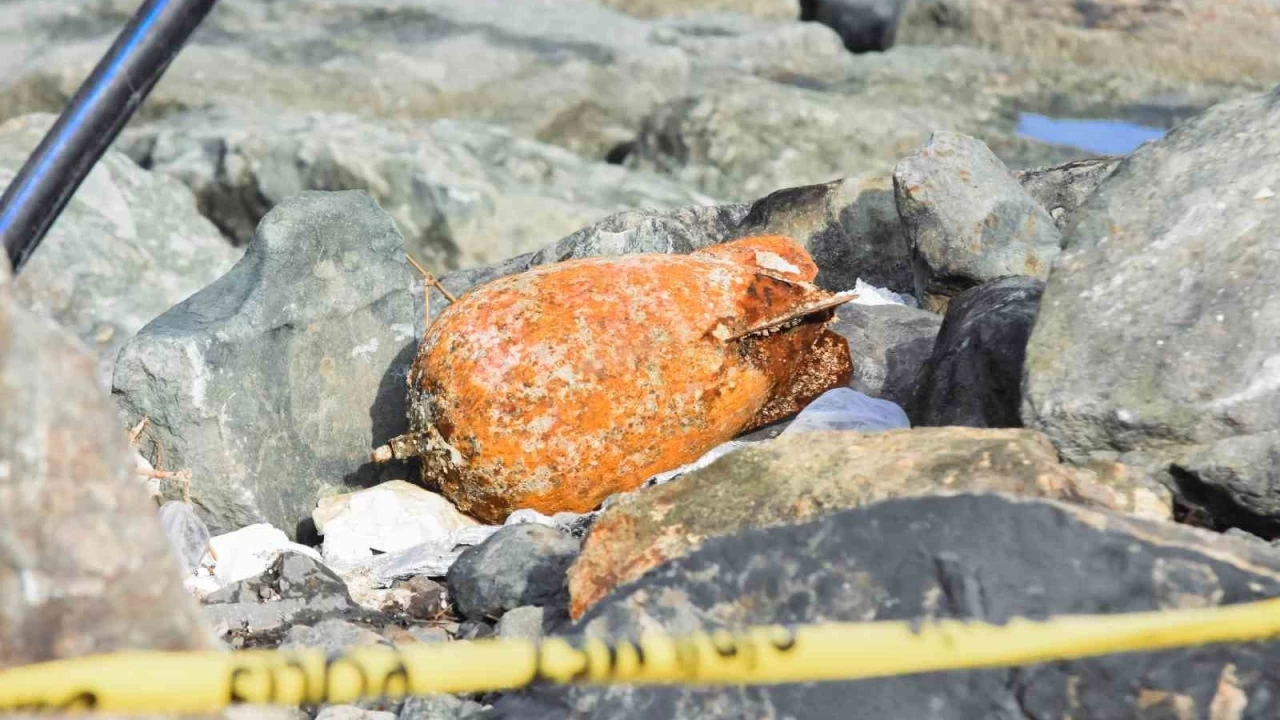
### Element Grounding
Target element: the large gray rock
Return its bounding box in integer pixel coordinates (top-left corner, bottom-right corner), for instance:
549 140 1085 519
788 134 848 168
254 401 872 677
498 493 1280 718
894 131 1062 302
112 190 422 537
909 276 1043 428
566 427 1162 621
735 175 914 293
204 552 357 608
800 0 908 53
0 281 213 667
446 525 580 621
530 203 752 266
496 605 546 641
0 114 240 387
1022 87 1280 536
830 302 942 406
120 109 713 272
1171 433 1280 538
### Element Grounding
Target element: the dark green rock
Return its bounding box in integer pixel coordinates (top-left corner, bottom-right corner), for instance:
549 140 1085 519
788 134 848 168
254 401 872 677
909 276 1043 427
112 190 421 537
447 524 580 622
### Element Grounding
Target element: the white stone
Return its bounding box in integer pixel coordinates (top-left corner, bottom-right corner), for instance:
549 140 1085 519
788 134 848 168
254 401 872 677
185 523 323 597
849 278 917 307
504 508 560 528
314 480 480 564
332 525 503 609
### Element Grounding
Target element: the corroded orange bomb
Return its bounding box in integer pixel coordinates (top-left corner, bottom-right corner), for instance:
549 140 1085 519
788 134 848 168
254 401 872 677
374 235 856 523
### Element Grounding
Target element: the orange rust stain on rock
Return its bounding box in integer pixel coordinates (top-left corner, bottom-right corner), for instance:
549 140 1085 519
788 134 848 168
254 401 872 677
405 236 854 523
566 517 689 620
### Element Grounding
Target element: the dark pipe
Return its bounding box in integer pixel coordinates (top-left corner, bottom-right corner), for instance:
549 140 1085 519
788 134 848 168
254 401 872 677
0 0 219 272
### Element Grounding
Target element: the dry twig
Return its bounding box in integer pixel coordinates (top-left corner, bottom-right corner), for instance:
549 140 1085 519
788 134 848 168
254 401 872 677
126 417 193 503
127 416 150 446
407 253 456 330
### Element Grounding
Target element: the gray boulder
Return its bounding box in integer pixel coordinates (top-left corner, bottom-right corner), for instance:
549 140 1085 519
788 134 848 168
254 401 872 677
909 276 1044 428
112 190 422 537
496 605 546 641
735 175 914 293
497 493 1280 718
894 131 1062 303
800 0 908 53
0 280 213 667
1171 433 1280 538
120 109 713 272
446 525 580 621
204 552 356 607
1022 87 1280 536
535 203 752 265
830 302 942 407
0 114 240 387
280 618 389 655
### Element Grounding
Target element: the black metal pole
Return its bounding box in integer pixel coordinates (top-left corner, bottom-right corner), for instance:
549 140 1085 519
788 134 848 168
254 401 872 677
0 0 219 272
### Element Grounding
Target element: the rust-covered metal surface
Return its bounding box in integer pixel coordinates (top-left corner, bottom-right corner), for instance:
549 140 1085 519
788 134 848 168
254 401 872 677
382 235 856 523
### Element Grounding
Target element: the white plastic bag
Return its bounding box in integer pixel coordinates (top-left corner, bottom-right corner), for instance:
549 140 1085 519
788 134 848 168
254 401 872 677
780 387 910 436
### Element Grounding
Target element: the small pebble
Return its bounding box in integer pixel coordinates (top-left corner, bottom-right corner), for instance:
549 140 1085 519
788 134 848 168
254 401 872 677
496 606 544 641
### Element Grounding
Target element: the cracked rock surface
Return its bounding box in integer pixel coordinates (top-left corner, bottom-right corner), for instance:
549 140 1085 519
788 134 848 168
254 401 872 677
499 493 1280 719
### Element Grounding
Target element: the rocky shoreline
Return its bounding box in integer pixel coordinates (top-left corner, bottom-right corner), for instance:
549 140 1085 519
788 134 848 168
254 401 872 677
3 1 1280 719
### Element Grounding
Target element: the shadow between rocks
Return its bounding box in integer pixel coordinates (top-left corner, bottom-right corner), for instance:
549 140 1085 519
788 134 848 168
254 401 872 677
342 339 418 491
882 333 937 410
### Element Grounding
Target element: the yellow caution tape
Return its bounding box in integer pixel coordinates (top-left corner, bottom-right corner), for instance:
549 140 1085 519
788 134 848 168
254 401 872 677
5 595 1280 714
